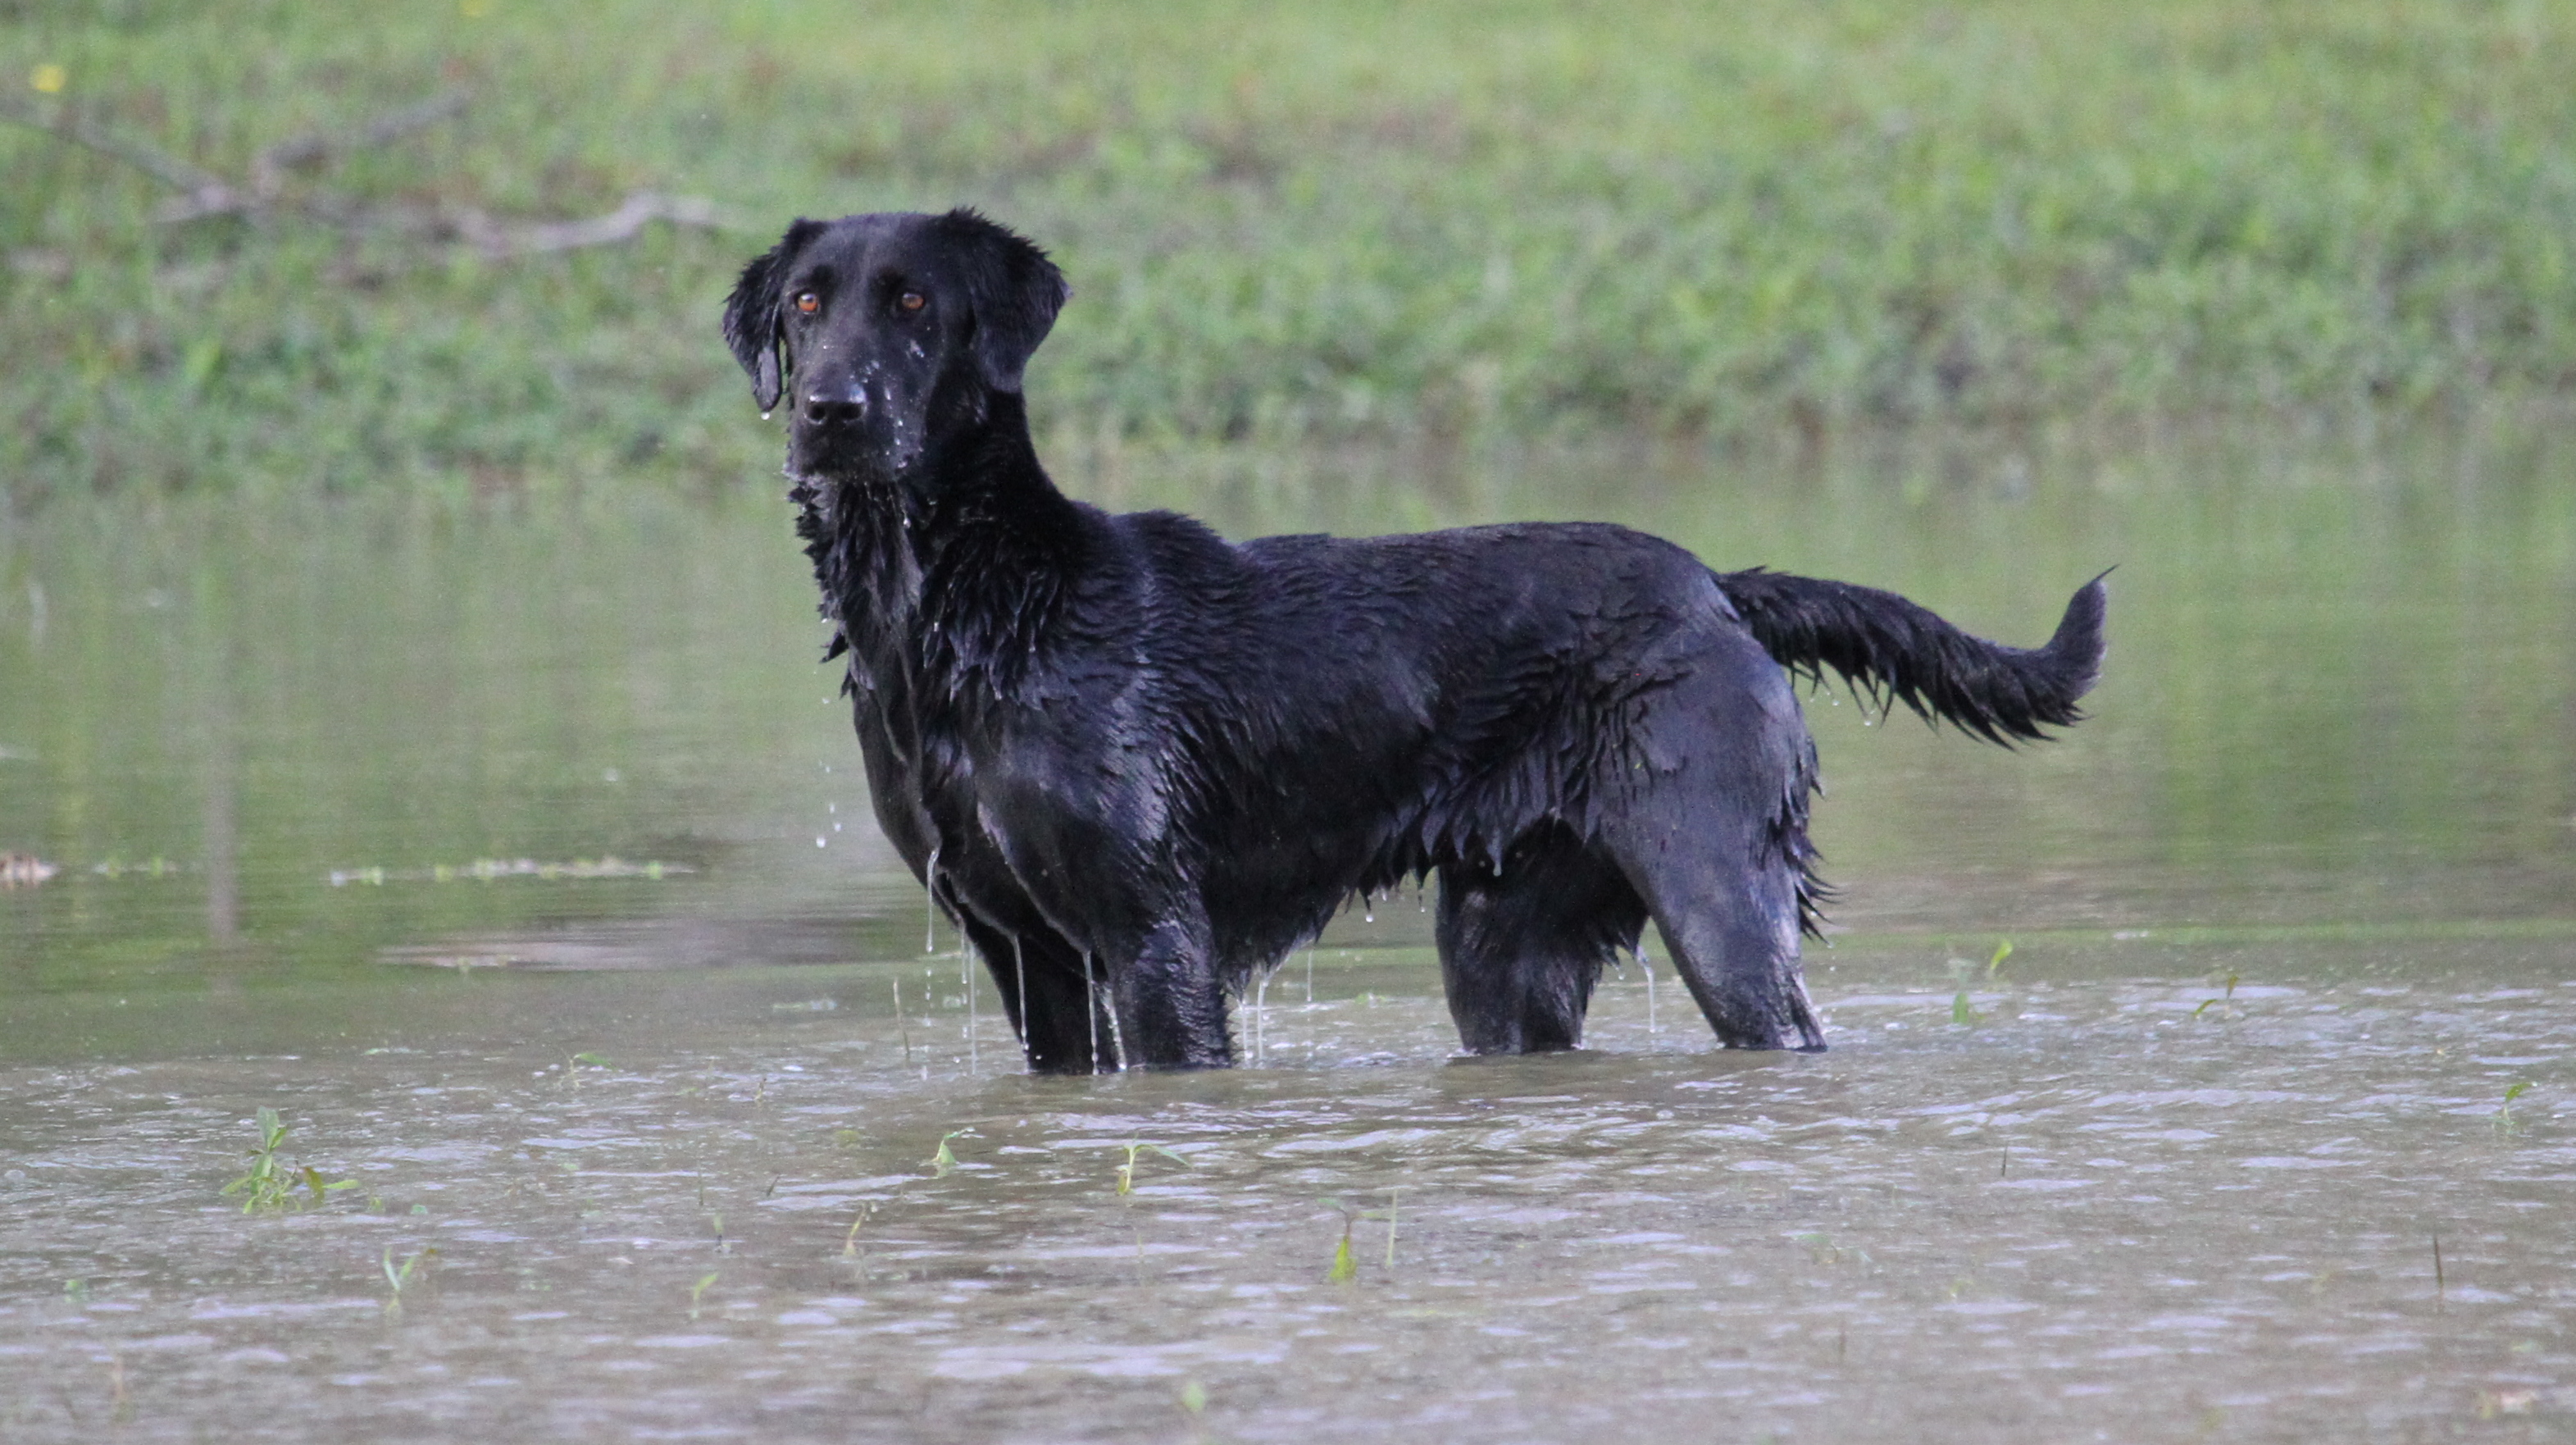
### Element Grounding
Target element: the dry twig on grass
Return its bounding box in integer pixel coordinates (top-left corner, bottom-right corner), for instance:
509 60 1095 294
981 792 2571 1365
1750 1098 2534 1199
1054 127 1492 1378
0 90 744 263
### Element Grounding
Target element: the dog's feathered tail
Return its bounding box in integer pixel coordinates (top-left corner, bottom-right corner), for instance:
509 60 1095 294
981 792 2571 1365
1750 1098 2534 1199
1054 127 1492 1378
1714 569 2109 745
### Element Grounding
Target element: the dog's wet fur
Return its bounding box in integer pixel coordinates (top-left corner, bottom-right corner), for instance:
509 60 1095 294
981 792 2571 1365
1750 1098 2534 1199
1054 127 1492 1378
724 209 2107 1072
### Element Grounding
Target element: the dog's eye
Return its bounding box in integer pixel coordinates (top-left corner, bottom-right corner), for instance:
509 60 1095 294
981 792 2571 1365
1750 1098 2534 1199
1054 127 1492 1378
898 292 926 313
794 292 820 314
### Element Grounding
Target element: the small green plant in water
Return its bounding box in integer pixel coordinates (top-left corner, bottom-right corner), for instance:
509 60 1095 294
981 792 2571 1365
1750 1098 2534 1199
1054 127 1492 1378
381 1246 435 1311
1792 1230 1871 1266
221 1107 356 1215
926 1128 973 1177
1945 944 2006 1026
1321 1193 1402 1280
2192 972 2242 1019
1176 1379 1211 1443
2496 1079 2536 1135
689 1270 720 1320
1116 1141 1189 1195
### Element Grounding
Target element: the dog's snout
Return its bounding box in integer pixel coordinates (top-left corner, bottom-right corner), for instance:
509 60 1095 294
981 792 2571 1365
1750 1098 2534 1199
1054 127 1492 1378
801 382 867 427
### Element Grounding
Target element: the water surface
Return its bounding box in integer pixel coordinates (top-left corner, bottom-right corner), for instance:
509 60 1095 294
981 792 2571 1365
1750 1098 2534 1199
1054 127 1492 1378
2 427 2571 1440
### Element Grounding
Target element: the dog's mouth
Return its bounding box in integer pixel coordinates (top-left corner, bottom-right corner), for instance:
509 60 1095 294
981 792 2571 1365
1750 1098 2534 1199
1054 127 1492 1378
788 423 924 483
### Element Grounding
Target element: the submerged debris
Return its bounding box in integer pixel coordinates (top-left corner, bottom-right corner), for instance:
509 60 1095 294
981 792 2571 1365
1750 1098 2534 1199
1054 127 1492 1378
326 856 694 887
0 851 57 887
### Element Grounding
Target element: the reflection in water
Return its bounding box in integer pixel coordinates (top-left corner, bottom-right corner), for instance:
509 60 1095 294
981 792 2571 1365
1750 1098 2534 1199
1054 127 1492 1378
0 426 2572 1439
199 657 238 949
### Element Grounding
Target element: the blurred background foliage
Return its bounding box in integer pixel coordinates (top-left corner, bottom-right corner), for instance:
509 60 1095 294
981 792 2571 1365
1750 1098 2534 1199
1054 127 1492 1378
2 0 2573 509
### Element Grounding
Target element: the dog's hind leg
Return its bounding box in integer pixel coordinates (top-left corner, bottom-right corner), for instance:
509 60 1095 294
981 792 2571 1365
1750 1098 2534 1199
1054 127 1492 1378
1604 636 1827 1052
1615 831 1823 1051
1436 826 1648 1054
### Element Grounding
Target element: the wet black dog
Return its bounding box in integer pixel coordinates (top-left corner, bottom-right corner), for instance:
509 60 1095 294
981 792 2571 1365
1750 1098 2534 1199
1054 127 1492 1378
723 209 2106 1072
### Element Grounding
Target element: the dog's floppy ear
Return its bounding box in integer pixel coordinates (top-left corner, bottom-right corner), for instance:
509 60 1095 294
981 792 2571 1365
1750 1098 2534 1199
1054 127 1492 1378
722 218 824 413
937 208 1071 394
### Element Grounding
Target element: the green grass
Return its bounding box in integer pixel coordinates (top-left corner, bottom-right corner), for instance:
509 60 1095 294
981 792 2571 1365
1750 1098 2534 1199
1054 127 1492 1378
5 0 2574 506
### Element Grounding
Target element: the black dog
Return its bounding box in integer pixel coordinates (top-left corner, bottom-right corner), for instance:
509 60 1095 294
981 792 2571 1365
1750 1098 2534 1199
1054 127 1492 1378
723 209 2105 1072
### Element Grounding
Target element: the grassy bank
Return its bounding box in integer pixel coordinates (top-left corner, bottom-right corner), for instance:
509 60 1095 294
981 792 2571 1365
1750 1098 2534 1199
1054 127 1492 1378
3 0 2572 506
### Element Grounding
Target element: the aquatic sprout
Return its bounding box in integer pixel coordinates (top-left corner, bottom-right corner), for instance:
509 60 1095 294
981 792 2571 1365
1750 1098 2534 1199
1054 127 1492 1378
1176 1379 1211 1443
561 1051 610 1091
1115 1141 1189 1195
688 1270 719 1320
1942 951 1994 1026
1326 1210 1359 1283
1792 1232 1868 1266
62 1278 87 1305
1986 940 2013 978
221 1107 356 1215
2191 972 2241 1019
1321 1192 1402 1279
927 1128 973 1178
381 1246 435 1311
2495 1079 2535 1135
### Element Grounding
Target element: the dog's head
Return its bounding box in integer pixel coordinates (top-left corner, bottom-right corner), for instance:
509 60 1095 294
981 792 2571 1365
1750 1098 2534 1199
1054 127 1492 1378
722 210 1070 479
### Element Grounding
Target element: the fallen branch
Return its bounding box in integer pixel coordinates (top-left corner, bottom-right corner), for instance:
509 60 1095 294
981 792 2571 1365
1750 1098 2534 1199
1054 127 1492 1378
0 95 239 217
449 191 743 258
1 92 744 262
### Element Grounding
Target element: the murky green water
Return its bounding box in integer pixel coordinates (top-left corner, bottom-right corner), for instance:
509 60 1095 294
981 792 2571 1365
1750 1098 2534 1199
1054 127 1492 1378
2 428 2572 1441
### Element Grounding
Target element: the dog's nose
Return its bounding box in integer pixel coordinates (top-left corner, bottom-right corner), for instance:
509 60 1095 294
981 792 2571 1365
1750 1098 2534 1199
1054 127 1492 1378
802 384 867 427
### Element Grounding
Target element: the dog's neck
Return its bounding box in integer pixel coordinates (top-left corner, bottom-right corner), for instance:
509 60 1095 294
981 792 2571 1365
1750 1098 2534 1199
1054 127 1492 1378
794 390 1089 687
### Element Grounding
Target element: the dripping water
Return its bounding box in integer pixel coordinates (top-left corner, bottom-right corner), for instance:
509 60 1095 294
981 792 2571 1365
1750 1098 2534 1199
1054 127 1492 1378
1104 987 1129 1072
963 941 978 1073
1083 951 1102 1073
1012 935 1031 1073
1252 969 1271 1067
923 845 941 954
